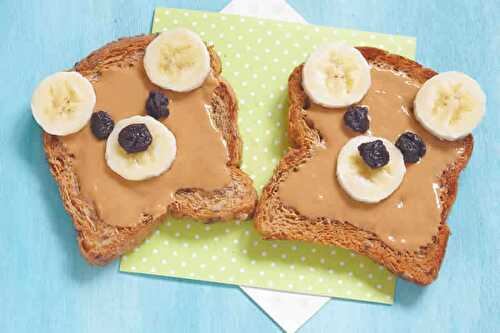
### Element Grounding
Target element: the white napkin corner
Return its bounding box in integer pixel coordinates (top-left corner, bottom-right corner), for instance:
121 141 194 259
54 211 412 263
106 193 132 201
222 0 306 23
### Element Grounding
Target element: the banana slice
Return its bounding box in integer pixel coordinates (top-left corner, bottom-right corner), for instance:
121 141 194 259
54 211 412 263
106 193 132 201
144 28 211 92
105 116 177 181
302 43 371 108
336 136 406 203
414 71 485 141
31 72 95 136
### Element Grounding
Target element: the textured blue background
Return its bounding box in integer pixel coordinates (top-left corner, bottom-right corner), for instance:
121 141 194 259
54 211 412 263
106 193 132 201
0 1 498 332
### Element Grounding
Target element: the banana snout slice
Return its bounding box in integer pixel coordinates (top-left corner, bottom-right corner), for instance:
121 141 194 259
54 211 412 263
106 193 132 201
337 136 406 203
302 43 371 108
31 72 96 136
414 71 485 141
105 116 177 181
144 28 211 92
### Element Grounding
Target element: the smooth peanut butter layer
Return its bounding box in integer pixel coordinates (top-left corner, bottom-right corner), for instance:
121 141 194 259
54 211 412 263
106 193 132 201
61 63 231 227
278 67 464 251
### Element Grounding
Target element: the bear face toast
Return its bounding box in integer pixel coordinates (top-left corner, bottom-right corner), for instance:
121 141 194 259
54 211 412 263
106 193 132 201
34 31 257 265
255 46 483 285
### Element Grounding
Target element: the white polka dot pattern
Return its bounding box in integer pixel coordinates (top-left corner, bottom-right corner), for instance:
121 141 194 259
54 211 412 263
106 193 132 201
120 7 417 305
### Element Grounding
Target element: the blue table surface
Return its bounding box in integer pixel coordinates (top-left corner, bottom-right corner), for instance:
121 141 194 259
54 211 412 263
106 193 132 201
1 1 499 332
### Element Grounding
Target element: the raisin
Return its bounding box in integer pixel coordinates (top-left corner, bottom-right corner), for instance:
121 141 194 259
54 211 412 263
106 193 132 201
90 111 114 140
146 91 169 119
118 123 152 153
396 132 426 163
358 140 390 169
344 105 369 133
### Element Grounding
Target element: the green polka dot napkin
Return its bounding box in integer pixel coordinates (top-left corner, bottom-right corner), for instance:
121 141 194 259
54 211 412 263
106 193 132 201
120 7 416 304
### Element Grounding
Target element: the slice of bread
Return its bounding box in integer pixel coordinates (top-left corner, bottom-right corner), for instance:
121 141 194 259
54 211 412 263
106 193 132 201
43 35 257 265
255 47 473 285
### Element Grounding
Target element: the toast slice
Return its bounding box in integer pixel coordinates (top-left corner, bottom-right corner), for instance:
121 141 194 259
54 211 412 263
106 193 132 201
43 35 257 265
255 47 473 285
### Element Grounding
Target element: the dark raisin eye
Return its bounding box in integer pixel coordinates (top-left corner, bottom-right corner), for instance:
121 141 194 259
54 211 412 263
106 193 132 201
90 111 114 140
118 123 152 153
146 91 169 119
358 140 390 169
344 105 369 133
395 131 427 163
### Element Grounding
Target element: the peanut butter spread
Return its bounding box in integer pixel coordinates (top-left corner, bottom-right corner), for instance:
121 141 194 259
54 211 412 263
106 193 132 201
61 63 232 227
278 67 464 251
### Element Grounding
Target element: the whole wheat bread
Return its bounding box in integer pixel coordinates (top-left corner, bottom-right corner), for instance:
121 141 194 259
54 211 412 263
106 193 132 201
254 47 473 285
43 35 257 265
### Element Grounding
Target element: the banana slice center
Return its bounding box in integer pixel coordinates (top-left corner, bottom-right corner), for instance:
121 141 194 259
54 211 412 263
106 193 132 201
324 54 355 94
350 155 392 182
433 83 473 125
159 43 196 77
47 82 81 119
116 140 158 166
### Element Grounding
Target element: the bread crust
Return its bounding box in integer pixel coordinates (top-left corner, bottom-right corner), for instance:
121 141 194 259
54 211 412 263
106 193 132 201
254 47 473 285
43 35 257 265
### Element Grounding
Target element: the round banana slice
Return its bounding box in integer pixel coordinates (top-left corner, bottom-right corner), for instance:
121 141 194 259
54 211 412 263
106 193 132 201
31 72 95 136
144 28 211 92
336 136 406 203
302 43 371 108
414 71 485 141
105 116 177 181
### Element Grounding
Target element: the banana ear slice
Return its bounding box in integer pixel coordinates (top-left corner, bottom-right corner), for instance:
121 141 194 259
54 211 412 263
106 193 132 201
414 71 485 141
143 28 211 92
302 43 371 108
336 136 406 203
31 72 95 136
